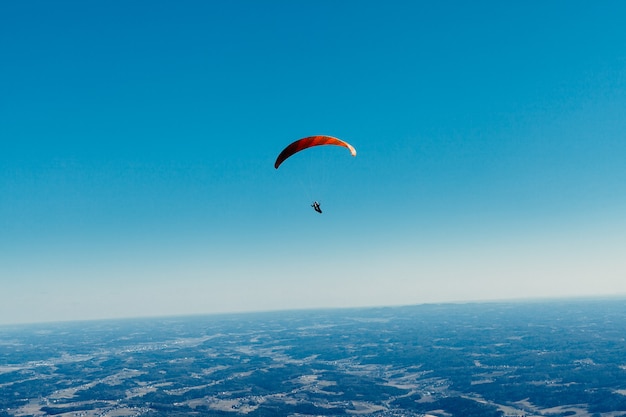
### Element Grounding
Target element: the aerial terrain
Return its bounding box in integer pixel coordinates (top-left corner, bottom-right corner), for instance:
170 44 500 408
2 299 626 417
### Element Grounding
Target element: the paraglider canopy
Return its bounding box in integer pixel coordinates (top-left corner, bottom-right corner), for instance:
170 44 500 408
274 135 356 169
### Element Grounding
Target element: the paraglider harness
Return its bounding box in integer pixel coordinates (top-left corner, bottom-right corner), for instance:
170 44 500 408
311 201 322 214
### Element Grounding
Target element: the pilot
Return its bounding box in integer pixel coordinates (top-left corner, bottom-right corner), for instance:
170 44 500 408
311 201 322 214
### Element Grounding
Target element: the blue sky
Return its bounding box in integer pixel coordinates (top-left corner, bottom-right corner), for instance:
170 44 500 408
2 1 626 324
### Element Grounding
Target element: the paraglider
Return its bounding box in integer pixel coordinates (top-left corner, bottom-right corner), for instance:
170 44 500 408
311 201 322 214
274 135 356 169
274 135 356 213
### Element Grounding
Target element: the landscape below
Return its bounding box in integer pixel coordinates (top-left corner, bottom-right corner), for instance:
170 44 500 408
1 299 626 417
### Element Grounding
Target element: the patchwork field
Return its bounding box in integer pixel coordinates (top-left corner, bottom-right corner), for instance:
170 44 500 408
2 299 626 416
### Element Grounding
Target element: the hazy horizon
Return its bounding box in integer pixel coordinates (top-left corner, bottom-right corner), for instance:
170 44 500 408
3 295 626 327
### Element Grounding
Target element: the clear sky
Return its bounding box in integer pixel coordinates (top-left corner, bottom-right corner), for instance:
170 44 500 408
2 1 626 325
